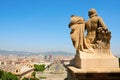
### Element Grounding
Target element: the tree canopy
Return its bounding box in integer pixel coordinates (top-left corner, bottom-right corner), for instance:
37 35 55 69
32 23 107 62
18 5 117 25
34 64 46 71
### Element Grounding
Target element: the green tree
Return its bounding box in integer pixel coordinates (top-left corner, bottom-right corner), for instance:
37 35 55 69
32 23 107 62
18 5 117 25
0 70 4 78
22 77 28 80
30 78 39 80
34 64 46 71
1 72 19 80
32 71 36 78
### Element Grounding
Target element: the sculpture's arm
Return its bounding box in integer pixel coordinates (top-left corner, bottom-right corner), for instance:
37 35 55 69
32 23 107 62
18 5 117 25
98 17 108 30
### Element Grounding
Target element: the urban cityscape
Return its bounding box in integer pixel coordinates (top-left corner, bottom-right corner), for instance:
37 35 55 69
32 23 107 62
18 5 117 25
0 0 120 80
0 50 73 80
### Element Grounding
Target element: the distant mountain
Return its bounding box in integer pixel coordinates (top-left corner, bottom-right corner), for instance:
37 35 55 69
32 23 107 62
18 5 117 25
42 51 74 56
0 50 35 56
0 50 74 56
113 53 120 58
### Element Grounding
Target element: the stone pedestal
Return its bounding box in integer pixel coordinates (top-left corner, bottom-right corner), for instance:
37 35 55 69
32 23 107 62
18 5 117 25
67 8 120 80
65 50 120 80
72 50 119 68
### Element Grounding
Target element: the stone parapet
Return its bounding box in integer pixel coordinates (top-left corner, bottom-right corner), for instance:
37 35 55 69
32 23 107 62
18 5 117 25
66 66 120 80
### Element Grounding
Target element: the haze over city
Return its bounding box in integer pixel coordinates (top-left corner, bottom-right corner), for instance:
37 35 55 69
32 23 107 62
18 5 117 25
0 0 120 56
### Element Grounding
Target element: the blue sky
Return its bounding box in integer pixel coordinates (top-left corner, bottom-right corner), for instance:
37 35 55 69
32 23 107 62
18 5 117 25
0 0 120 55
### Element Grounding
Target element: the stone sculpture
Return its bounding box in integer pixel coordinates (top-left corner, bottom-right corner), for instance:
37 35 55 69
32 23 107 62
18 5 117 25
66 8 120 80
85 9 111 49
69 15 85 50
69 9 111 55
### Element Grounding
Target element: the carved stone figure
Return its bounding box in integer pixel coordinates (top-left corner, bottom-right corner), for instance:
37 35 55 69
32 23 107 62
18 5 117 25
85 8 111 49
69 9 112 55
69 15 94 53
66 8 120 80
69 15 85 50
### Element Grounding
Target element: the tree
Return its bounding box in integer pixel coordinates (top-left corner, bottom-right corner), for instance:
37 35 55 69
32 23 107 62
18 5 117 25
34 64 46 71
0 70 4 78
22 77 28 80
1 72 19 80
32 71 36 78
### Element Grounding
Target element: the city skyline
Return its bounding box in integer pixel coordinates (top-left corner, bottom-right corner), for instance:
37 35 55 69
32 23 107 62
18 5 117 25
0 0 120 56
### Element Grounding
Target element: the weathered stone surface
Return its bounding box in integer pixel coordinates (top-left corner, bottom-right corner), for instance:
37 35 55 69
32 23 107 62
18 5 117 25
71 50 119 68
66 66 120 80
69 15 90 51
85 9 111 49
68 9 118 68
66 8 120 80
69 8 112 55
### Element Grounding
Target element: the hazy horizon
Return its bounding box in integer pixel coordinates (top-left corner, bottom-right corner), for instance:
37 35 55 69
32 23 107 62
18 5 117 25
0 0 120 56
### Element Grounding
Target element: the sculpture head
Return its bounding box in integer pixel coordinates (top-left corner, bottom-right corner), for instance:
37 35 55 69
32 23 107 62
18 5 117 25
88 8 97 18
71 15 84 22
69 15 84 28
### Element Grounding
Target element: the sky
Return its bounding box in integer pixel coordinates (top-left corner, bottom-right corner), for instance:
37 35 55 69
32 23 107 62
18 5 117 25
0 0 120 55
